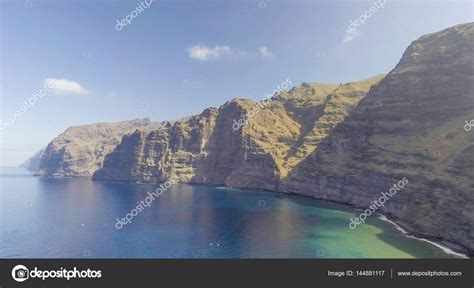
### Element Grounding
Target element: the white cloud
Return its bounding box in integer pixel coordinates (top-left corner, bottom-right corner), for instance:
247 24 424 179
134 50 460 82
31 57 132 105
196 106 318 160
187 44 275 61
343 28 359 43
259 46 274 58
43 78 89 95
187 44 232 61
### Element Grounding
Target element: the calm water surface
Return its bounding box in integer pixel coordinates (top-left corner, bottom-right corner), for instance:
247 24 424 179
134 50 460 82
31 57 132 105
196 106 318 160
0 168 460 258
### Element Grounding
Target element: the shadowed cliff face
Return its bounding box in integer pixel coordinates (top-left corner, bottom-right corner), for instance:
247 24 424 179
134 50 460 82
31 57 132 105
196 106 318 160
282 23 474 252
92 109 220 183
35 23 473 253
36 118 152 177
19 147 45 171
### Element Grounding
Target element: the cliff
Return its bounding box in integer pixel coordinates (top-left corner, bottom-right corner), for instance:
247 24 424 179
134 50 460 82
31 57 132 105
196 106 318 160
35 118 153 177
93 76 384 189
19 148 45 171
282 23 474 253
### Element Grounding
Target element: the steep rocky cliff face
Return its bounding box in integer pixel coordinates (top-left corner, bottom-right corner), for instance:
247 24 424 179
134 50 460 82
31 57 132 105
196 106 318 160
93 75 384 192
282 23 474 252
93 109 219 182
36 118 152 177
19 148 45 171
34 23 474 253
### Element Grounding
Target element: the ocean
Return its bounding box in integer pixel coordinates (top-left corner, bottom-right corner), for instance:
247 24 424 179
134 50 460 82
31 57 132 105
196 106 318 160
0 168 462 258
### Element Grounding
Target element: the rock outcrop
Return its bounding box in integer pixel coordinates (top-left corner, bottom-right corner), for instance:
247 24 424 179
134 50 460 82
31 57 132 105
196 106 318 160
19 148 45 171
36 118 153 177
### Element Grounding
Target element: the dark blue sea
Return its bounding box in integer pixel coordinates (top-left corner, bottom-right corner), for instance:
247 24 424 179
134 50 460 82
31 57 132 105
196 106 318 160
0 168 462 258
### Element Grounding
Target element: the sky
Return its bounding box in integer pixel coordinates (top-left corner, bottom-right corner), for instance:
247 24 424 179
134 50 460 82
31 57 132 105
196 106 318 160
0 0 472 166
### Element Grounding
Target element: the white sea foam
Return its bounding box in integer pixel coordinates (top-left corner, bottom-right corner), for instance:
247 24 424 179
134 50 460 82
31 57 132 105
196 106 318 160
377 214 468 258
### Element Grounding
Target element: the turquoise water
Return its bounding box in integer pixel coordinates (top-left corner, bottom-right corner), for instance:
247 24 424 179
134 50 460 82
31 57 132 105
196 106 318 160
0 168 461 258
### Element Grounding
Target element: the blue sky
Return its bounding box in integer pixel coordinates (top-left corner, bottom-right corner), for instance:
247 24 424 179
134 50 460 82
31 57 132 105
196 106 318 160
0 0 472 166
